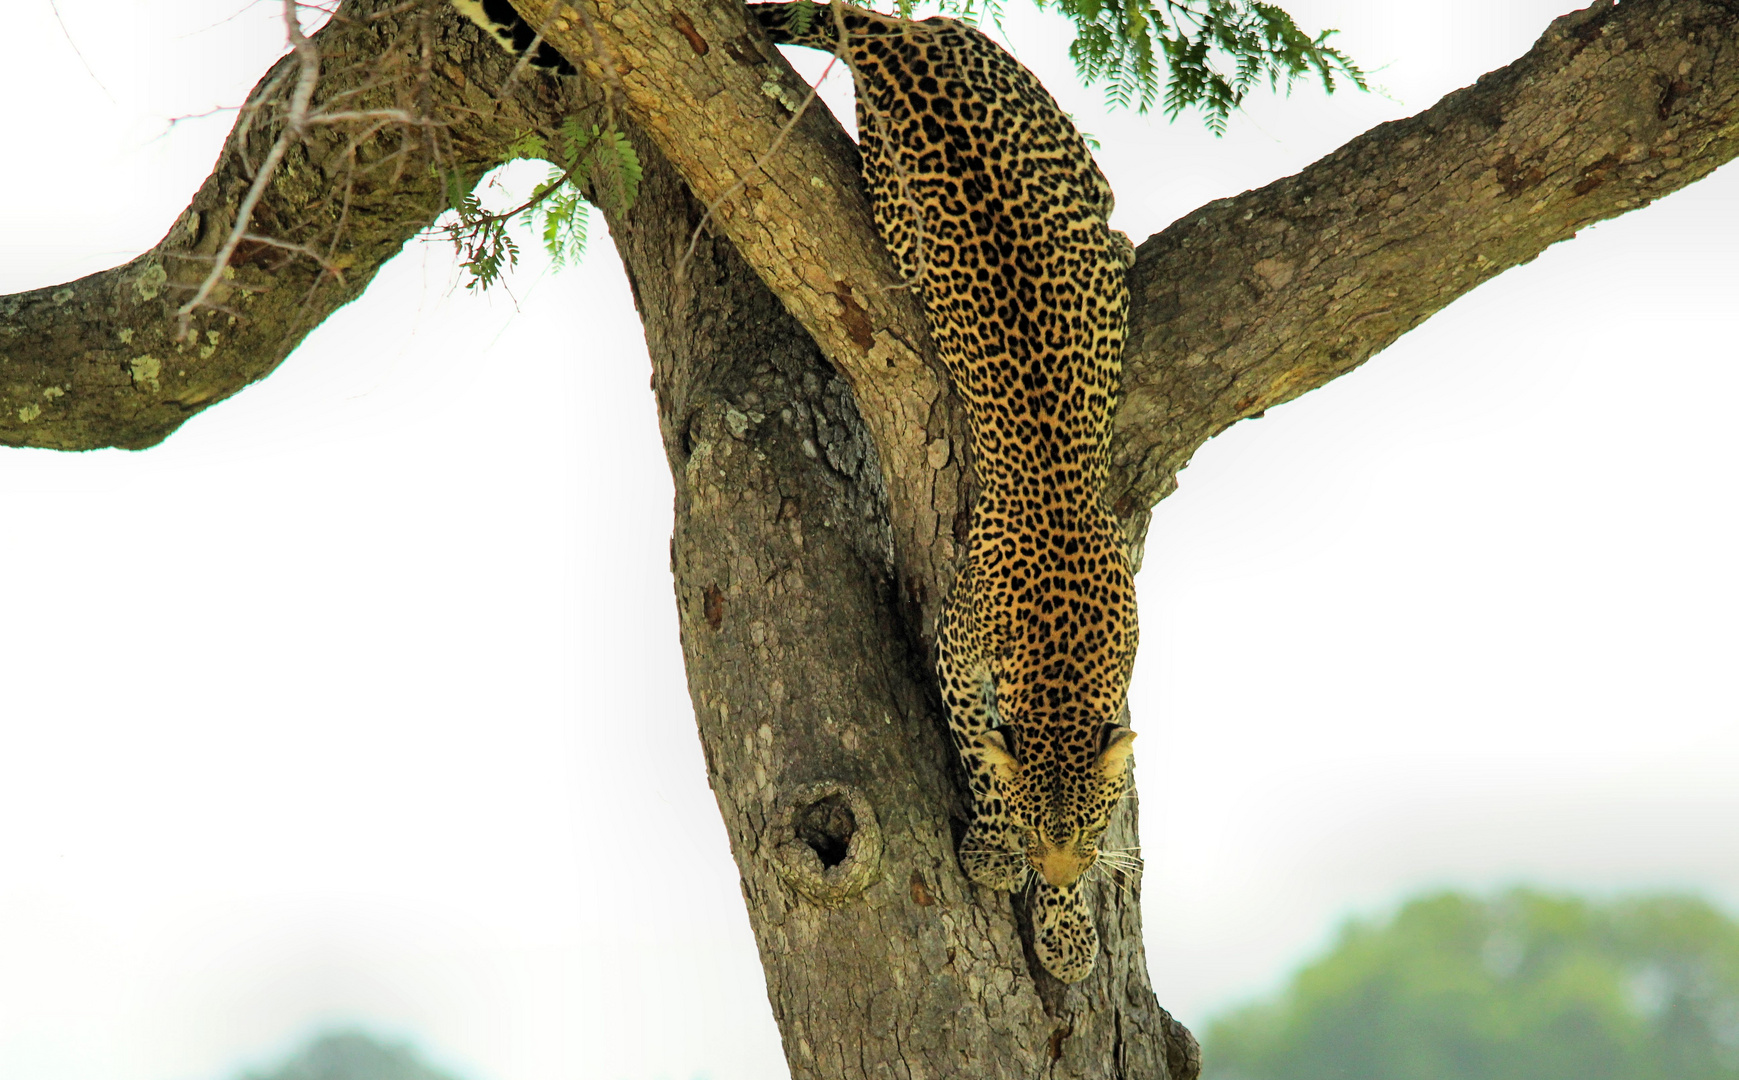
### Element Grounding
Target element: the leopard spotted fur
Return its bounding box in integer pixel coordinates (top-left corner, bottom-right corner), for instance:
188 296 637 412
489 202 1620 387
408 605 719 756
752 2 1140 983
450 0 578 74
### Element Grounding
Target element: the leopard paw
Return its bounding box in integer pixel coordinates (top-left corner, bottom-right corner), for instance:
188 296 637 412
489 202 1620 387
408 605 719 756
958 820 1027 891
1032 880 1098 983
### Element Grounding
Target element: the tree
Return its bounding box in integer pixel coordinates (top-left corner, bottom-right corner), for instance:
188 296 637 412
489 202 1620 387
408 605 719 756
243 1032 465 1080
1208 890 1739 1080
3 0 1736 1076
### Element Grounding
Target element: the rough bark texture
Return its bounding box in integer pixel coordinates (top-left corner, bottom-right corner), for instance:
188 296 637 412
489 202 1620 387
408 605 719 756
599 126 1196 1079
4 0 1738 1076
0 3 602 451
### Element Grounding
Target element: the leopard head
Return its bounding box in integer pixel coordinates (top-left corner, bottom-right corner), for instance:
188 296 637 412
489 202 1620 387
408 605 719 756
974 724 1136 887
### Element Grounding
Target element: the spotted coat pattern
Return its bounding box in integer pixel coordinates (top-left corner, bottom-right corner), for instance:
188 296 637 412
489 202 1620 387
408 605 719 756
752 2 1140 983
449 0 579 74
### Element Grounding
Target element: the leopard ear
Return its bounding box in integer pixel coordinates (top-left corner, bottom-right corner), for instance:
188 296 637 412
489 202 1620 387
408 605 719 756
1096 726 1137 778
974 729 1021 780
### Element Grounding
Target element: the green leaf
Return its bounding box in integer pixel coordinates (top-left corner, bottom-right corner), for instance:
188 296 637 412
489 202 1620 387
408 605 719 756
556 117 596 171
936 0 1008 30
455 218 519 291
505 129 548 161
528 166 591 267
591 128 642 213
1032 0 1364 129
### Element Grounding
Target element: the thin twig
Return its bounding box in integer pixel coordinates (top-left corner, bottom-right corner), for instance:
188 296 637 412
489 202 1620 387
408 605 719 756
305 108 437 124
364 0 424 19
232 67 294 180
497 30 547 98
164 105 243 126
433 136 591 242
569 2 628 117
175 0 321 340
238 233 347 280
48 0 117 105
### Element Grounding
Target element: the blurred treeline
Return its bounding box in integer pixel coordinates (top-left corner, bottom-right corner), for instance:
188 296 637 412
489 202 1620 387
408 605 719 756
1207 890 1739 1080
241 1032 462 1080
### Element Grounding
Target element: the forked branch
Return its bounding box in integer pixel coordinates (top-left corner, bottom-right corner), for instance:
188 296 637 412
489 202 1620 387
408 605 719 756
1109 0 1739 525
0 0 602 452
499 0 1739 564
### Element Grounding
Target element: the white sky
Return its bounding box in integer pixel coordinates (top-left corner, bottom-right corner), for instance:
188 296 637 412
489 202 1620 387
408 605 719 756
1 2 1735 1080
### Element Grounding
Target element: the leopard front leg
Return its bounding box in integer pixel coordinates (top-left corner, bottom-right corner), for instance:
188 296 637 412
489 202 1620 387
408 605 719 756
959 817 1028 891
1031 880 1100 984
936 579 1026 891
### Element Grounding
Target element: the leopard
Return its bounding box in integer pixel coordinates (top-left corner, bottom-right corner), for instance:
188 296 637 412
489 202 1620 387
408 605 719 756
751 2 1141 983
449 0 578 74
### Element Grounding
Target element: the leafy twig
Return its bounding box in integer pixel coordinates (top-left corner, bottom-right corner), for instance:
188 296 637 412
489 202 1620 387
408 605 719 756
1027 0 1365 130
439 119 640 288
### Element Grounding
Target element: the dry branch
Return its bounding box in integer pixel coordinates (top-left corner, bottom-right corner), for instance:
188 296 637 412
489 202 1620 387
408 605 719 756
0 0 602 451
1110 0 1739 530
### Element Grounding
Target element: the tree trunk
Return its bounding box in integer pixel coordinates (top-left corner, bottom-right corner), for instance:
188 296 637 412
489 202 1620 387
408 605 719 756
3 0 1738 1076
600 125 1199 1078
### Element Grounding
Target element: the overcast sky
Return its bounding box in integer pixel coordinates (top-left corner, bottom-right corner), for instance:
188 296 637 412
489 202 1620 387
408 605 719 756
3 2 1736 1080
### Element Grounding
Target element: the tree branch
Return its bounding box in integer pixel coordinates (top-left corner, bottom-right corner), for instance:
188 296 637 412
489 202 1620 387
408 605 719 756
507 0 973 635
175 0 326 341
1109 0 1739 528
0 0 602 452
8 0 1734 574
494 0 1739 585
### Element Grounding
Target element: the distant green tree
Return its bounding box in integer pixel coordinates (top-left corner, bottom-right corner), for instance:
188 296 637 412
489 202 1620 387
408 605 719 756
241 1032 464 1080
1207 891 1739 1080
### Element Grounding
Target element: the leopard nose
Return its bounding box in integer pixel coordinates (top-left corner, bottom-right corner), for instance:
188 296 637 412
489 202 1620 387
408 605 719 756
1034 847 1091 888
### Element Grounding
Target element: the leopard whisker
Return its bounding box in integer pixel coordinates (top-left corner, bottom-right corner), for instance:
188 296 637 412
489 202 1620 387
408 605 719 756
1088 861 1140 900
1093 852 1145 880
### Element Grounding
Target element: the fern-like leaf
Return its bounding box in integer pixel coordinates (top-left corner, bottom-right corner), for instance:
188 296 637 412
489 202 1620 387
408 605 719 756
1034 0 1364 131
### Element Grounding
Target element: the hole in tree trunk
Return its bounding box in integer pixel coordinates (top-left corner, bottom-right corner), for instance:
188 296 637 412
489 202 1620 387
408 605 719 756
770 781 881 904
794 793 856 867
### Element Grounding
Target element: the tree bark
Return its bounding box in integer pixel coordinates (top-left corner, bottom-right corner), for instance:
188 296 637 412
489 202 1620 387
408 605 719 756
3 0 1738 1076
1107 0 1739 541
601 125 1198 1079
512 0 1739 558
